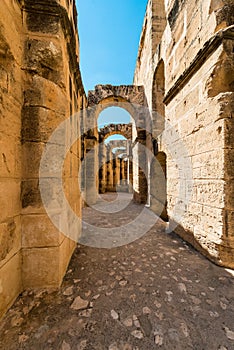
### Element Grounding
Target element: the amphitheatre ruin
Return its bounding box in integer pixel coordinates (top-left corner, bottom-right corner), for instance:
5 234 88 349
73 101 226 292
0 0 233 349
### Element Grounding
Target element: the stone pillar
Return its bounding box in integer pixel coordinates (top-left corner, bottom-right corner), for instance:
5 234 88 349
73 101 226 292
99 142 107 194
106 146 114 192
150 152 168 220
121 158 125 185
84 137 98 205
20 1 84 289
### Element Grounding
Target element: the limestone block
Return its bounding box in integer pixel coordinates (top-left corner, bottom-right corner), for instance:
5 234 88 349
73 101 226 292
0 94 21 140
194 180 225 208
22 235 76 289
175 86 200 117
0 252 22 319
25 9 60 35
23 142 67 179
22 214 64 248
0 139 21 179
21 106 66 144
0 179 21 221
0 215 21 268
192 149 225 180
21 179 41 210
22 246 60 288
23 75 67 115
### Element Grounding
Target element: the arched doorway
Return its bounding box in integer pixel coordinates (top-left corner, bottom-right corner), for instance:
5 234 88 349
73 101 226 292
84 85 150 205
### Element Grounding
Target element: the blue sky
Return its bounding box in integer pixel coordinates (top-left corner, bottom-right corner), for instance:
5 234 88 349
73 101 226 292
75 0 148 140
76 0 148 93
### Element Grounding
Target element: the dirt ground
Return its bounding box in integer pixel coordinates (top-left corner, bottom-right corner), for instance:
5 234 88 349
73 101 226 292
0 194 234 350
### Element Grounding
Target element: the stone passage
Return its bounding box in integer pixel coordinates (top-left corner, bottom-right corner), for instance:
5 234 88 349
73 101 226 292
0 194 233 350
0 0 234 324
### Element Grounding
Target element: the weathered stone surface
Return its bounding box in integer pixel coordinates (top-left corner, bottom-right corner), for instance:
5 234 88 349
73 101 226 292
0 0 85 319
134 0 234 268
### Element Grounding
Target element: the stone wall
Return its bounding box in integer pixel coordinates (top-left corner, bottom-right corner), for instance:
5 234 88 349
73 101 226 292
0 0 85 318
134 0 234 268
0 0 24 320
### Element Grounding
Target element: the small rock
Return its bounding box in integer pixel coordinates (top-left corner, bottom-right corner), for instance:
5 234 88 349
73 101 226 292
18 334 29 343
115 275 122 281
119 280 128 286
123 317 133 327
73 279 81 283
180 322 189 337
135 268 142 273
190 296 201 305
224 326 234 340
11 316 24 327
79 309 92 317
71 296 89 310
154 300 161 308
93 294 100 300
77 339 87 350
178 283 187 293
154 334 163 346
63 286 73 296
155 311 163 321
133 319 140 328
61 340 71 350
142 307 151 314
106 290 113 296
131 330 144 339
165 291 173 302
111 310 119 320
220 301 227 310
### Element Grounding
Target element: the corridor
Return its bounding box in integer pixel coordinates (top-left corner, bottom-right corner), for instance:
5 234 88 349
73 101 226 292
0 194 234 350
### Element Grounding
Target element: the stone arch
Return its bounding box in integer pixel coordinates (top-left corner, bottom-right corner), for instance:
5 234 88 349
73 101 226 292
99 123 132 143
86 84 149 204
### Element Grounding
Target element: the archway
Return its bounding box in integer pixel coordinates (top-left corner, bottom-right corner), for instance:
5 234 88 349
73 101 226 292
84 85 150 205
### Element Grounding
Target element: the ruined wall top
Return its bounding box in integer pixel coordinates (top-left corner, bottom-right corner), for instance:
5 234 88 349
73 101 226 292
88 84 147 108
99 123 132 142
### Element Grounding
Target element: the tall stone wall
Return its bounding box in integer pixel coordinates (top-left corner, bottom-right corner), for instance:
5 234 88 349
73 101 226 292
134 0 234 268
0 0 24 320
0 0 85 318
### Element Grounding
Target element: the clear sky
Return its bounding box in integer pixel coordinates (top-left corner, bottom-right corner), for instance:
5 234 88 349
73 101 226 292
76 0 148 93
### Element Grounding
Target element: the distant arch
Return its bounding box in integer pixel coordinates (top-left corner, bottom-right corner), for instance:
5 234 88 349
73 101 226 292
99 123 132 142
88 84 149 204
